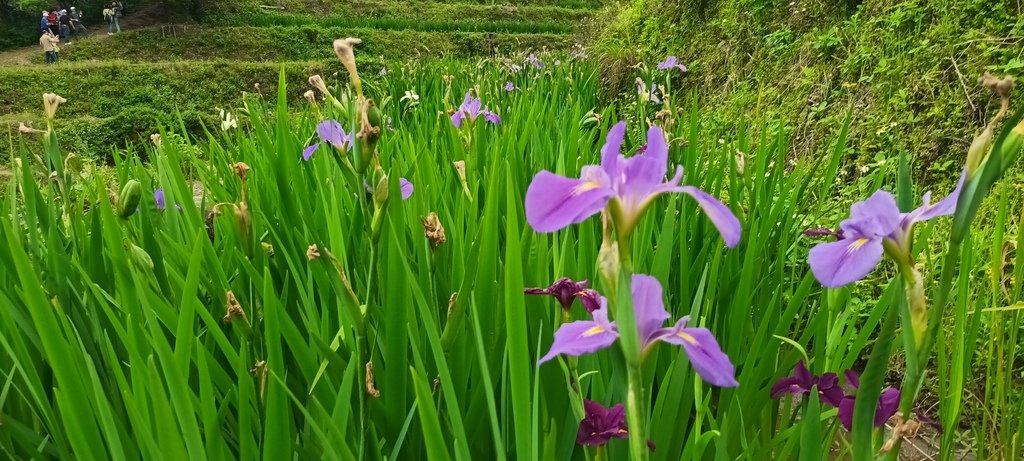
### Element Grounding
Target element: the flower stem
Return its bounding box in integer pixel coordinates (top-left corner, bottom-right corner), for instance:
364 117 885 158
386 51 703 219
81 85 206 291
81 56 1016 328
624 362 649 461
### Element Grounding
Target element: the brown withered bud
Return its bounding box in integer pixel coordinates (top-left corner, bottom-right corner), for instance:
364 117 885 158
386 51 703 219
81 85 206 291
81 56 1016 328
204 210 217 241
365 361 381 398
303 90 317 104
422 212 446 248
223 291 247 323
232 162 250 182
447 292 458 317
306 244 321 261
18 122 45 135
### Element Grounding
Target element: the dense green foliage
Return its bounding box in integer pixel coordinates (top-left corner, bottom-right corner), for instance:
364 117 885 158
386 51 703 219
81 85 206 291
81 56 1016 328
598 0 1024 183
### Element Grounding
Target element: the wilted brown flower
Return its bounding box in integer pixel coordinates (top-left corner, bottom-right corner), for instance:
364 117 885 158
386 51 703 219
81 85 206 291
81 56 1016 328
308 75 330 97
422 212 446 248
233 162 250 181
18 122 44 135
43 93 67 120
223 291 247 323
306 244 321 261
303 90 317 104
365 361 381 398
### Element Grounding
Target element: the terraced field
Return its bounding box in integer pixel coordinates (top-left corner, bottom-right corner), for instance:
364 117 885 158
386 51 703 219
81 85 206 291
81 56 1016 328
0 0 597 156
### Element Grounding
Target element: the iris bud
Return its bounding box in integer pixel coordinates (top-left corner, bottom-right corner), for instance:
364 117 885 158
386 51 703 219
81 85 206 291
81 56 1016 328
117 179 142 219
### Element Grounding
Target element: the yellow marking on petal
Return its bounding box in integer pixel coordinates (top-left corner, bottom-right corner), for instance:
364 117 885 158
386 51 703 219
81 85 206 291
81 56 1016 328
847 238 870 253
574 181 603 195
582 325 605 337
676 332 698 345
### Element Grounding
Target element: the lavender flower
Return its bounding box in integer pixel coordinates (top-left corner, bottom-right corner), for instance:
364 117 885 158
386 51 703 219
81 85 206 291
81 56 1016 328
524 277 589 311
450 92 500 127
770 361 845 407
836 370 901 431
657 56 688 72
538 274 738 387
577 400 628 446
302 143 319 161
154 188 166 211
808 172 964 287
527 53 544 70
504 81 516 92
524 122 741 245
316 120 352 152
400 178 413 200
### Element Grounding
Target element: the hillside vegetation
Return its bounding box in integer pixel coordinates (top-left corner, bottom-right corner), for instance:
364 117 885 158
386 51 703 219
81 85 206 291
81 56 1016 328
598 0 1024 185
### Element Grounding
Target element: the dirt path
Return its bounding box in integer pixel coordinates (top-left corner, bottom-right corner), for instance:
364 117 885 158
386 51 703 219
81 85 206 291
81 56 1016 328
0 1 179 66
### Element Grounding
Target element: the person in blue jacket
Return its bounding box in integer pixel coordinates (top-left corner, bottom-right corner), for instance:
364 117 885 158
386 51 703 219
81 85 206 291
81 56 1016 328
40 11 49 31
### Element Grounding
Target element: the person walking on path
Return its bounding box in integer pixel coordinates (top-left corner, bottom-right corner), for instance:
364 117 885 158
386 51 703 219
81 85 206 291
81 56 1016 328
103 4 119 35
59 10 72 43
46 10 60 36
39 29 60 64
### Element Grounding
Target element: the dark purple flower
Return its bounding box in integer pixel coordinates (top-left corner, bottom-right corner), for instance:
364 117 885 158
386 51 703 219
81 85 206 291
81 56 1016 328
302 143 319 161
399 178 413 200
657 56 688 72
538 274 737 387
316 120 352 152
524 277 589 311
809 171 965 287
770 361 845 407
577 289 602 313
154 188 166 211
836 369 901 431
577 400 628 446
525 122 741 246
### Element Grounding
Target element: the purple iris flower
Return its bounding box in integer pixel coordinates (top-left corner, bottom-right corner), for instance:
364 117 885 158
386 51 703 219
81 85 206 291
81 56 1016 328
527 53 544 69
636 78 661 104
808 172 965 288
657 56 688 72
836 370 901 431
504 81 516 92
450 92 501 128
524 277 589 311
577 400 629 446
316 120 352 152
524 122 741 246
770 361 845 407
302 143 319 161
538 274 738 387
400 178 413 200
154 188 166 211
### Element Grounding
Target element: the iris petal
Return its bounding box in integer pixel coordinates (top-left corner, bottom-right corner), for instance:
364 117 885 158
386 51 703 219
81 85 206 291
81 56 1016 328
630 274 671 344
399 178 413 200
600 121 627 181
657 321 738 387
525 171 613 233
808 237 884 288
679 186 742 248
537 318 619 364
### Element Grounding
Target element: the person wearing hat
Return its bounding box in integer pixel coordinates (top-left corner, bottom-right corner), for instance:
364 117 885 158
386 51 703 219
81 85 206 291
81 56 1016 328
39 28 60 64
40 11 49 32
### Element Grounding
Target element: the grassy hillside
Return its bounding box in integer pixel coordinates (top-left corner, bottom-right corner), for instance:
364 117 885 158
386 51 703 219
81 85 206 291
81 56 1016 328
597 0 1024 185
